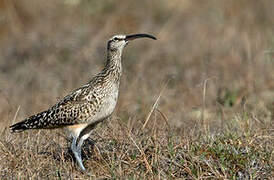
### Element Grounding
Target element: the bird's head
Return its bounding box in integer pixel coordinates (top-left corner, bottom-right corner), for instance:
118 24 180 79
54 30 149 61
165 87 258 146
107 33 157 51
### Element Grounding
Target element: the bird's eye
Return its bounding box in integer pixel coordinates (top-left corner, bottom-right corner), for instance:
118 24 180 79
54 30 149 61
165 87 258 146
113 37 119 41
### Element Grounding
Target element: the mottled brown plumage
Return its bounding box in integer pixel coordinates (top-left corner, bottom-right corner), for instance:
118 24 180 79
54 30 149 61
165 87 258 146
10 33 156 171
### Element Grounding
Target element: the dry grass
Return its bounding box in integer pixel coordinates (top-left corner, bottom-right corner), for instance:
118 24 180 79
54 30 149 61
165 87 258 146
0 0 273 179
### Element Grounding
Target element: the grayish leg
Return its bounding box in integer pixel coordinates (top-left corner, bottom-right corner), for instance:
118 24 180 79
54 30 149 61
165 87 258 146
75 132 92 169
71 135 86 171
72 120 104 171
77 132 92 152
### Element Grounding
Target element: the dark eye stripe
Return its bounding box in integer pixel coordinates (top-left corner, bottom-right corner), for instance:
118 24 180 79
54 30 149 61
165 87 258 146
113 37 121 41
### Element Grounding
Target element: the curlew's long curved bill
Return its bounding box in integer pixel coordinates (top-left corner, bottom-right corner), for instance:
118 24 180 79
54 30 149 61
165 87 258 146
125 33 157 41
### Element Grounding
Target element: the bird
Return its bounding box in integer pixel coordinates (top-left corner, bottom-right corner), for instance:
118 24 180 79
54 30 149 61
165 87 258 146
10 33 157 171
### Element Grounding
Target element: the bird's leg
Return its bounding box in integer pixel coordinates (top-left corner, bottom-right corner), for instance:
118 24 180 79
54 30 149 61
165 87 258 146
76 132 92 156
71 135 86 171
72 121 100 171
76 121 99 152
76 136 85 152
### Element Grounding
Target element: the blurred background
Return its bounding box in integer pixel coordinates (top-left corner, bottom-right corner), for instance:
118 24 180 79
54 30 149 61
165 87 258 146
0 0 273 133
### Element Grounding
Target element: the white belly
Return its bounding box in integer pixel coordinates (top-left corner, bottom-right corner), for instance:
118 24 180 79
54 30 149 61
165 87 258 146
95 88 118 121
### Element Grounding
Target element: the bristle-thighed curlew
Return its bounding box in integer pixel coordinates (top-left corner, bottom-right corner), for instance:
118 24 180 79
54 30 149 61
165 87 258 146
10 33 157 171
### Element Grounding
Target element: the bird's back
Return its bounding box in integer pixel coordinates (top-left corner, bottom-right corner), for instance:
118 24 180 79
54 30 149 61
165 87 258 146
10 70 120 132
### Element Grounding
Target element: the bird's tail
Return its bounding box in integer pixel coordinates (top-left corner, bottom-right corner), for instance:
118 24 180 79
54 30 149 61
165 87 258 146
10 111 48 133
10 121 28 132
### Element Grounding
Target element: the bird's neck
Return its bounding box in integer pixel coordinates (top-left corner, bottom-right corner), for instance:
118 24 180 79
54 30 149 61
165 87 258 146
106 48 123 70
104 49 123 80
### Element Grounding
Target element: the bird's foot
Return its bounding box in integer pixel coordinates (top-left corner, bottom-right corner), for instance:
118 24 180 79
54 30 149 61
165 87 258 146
72 148 86 172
